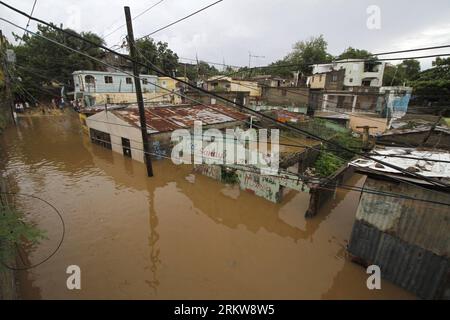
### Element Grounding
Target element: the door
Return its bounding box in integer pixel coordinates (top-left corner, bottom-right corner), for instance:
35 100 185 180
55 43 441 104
122 137 131 158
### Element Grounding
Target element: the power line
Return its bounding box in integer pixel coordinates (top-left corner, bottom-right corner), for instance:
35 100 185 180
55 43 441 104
103 0 166 39
18 0 37 45
373 44 450 56
86 134 450 207
1 11 448 189
8 26 449 201
138 0 223 40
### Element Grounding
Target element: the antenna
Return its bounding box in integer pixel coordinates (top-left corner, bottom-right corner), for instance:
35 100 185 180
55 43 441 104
248 51 265 68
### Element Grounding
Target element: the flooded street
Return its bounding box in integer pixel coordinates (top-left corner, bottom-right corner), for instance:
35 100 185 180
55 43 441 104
0 112 414 299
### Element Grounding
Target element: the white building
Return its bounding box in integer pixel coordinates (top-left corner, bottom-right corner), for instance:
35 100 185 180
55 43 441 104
311 59 385 88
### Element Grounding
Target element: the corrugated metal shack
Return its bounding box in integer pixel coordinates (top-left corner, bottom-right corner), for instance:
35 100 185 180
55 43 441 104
349 148 450 299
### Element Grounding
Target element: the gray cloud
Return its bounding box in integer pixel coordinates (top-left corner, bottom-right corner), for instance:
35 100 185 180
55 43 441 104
1 0 449 70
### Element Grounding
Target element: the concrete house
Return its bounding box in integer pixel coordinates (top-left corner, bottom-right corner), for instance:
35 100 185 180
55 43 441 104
72 70 161 107
206 76 261 99
310 59 386 88
85 104 249 163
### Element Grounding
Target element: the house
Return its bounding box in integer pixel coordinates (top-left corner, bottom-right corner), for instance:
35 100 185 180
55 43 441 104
261 87 310 107
310 59 385 88
250 75 293 88
309 69 345 90
73 70 161 107
377 117 450 149
348 148 450 299
206 76 261 99
157 76 189 91
85 104 249 163
183 90 250 109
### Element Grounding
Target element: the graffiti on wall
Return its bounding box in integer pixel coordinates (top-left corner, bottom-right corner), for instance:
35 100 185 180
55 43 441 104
193 164 222 181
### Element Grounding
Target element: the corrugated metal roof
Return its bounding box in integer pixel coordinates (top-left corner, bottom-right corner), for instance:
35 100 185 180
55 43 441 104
383 125 450 136
113 104 248 134
348 219 449 300
355 177 450 257
350 148 450 179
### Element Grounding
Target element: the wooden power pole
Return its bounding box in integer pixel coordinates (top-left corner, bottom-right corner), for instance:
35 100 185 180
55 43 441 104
124 6 154 177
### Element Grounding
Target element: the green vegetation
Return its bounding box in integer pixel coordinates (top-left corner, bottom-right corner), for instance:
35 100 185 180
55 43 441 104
0 205 46 270
267 35 333 77
313 151 345 177
311 130 361 177
327 131 363 160
221 168 239 185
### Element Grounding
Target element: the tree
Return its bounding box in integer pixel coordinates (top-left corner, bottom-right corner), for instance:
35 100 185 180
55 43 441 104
401 59 421 81
337 47 372 60
268 35 332 77
135 38 179 75
408 57 450 107
182 61 220 82
432 57 450 67
287 35 332 75
11 24 105 101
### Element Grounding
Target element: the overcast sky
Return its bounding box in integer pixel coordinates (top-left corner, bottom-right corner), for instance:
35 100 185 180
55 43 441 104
1 0 450 70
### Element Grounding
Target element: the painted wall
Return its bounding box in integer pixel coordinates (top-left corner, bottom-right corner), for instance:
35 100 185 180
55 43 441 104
86 111 145 162
380 86 412 119
81 91 182 107
73 71 158 94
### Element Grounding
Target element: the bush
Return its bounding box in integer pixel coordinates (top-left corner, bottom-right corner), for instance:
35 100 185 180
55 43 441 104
313 151 344 177
0 205 46 270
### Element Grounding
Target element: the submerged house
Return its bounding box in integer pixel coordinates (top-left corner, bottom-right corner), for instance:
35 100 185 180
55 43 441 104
349 148 450 299
85 104 249 163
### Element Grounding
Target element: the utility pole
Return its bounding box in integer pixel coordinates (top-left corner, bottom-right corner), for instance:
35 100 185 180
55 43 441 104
0 30 16 125
124 7 153 177
356 126 377 151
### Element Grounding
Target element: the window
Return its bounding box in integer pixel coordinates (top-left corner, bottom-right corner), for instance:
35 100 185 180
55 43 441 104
349 78 353 83
142 78 148 85
319 75 322 82
362 80 371 87
332 75 338 82
126 77 132 84
104 76 113 84
85 75 95 84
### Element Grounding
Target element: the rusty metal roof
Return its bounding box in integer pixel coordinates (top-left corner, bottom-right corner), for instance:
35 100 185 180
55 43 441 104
113 104 248 134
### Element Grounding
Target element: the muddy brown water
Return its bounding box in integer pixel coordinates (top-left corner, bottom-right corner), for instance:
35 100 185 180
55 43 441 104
0 113 414 299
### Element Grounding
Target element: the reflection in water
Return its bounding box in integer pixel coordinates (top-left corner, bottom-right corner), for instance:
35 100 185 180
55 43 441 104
0 112 415 299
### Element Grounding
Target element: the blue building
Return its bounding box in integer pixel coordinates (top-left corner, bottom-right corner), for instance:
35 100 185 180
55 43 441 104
72 70 159 107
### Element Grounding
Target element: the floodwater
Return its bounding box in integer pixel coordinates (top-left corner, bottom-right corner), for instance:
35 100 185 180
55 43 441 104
0 112 415 299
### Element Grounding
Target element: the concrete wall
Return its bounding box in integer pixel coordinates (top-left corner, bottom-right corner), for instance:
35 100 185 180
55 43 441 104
81 91 182 107
184 91 250 108
86 111 145 162
305 164 355 217
261 87 309 106
73 71 157 94
349 115 388 135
